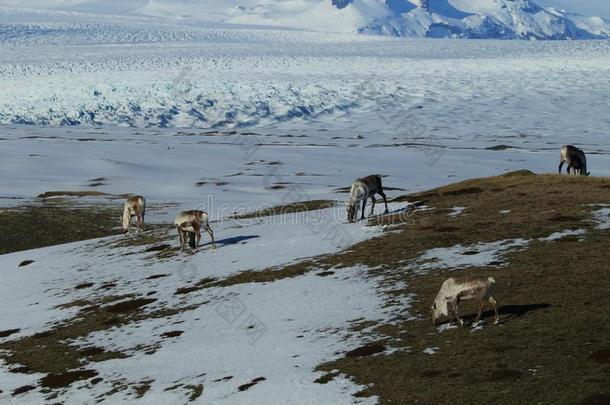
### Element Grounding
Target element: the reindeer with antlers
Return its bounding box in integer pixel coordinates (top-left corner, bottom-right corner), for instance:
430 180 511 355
559 145 590 176
121 195 146 234
431 276 499 327
347 175 389 223
174 210 216 252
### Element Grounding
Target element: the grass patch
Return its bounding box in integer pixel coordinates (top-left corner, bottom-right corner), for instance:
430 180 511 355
0 202 120 254
186 384 204 401
175 277 217 295
306 171 610 404
37 191 114 199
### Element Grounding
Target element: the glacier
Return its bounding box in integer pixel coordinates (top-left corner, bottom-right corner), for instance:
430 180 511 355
1 5 610 129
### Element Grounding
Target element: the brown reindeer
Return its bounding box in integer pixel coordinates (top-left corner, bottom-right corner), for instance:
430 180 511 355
431 276 499 326
174 210 216 252
122 195 146 233
559 145 590 176
347 175 389 223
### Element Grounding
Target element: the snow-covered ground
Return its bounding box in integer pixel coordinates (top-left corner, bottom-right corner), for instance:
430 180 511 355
0 212 405 403
2 6 610 404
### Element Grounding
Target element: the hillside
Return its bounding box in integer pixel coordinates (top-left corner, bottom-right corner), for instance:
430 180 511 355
1 171 609 403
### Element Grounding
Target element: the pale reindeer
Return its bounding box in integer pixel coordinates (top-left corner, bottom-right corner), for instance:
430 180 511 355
431 276 499 327
174 210 216 252
559 145 590 176
121 195 146 234
347 175 389 223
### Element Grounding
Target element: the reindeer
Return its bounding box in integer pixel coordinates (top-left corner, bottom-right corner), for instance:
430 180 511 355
347 175 389 223
559 145 590 176
174 210 216 252
431 276 499 327
121 195 146 233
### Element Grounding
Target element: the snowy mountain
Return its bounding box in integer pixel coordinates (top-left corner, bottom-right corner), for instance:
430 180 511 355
2 0 610 39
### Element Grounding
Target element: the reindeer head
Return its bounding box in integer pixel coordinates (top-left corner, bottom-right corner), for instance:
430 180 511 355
347 203 357 223
121 215 130 233
431 298 449 325
575 158 589 176
121 206 131 234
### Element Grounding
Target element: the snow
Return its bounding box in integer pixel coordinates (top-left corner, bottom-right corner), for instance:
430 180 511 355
2 7 610 135
422 347 439 355
409 239 530 272
538 229 586 241
2 10 610 161
436 323 458 332
410 224 594 273
76 267 387 404
448 206 466 217
590 205 610 230
470 323 484 332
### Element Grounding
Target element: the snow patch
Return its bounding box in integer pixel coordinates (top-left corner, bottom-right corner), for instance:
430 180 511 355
590 205 610 230
448 206 466 217
437 323 458 332
538 229 586 241
409 239 530 272
72 267 390 404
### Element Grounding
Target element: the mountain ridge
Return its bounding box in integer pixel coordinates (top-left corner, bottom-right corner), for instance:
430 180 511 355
1 0 609 39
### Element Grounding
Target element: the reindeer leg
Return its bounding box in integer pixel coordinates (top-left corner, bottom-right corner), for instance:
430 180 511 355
449 301 463 327
474 300 483 325
206 225 216 250
489 297 499 324
369 195 376 217
176 226 184 251
360 198 366 221
558 160 564 174
379 191 389 214
195 230 201 251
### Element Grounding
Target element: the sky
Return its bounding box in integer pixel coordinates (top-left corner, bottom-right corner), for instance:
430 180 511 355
536 0 610 18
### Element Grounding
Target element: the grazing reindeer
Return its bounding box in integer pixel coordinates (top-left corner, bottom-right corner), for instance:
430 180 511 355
174 210 216 252
559 145 590 176
347 175 389 223
121 195 146 234
431 276 499 326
